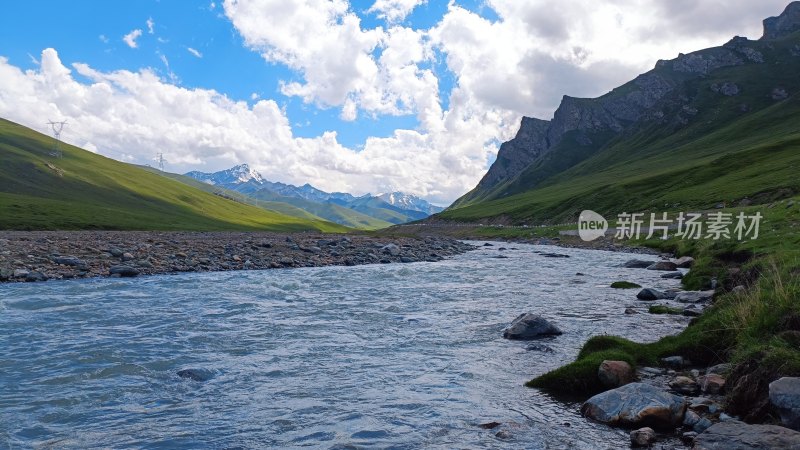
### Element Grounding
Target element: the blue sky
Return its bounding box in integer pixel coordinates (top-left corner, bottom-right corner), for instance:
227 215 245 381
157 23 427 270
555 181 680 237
0 0 495 149
0 1 787 203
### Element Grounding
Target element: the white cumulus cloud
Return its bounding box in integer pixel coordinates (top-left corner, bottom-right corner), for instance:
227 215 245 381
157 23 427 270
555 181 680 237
368 0 426 23
122 29 143 48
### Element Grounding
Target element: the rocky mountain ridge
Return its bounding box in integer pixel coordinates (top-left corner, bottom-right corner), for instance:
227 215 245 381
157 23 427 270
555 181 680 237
452 1 800 208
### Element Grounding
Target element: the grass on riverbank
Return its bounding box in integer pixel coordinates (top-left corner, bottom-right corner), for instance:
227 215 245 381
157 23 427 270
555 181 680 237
611 281 642 289
526 199 800 420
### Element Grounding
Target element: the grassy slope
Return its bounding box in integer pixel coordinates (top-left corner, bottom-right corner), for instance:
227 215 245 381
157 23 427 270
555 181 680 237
0 118 348 232
245 190 394 230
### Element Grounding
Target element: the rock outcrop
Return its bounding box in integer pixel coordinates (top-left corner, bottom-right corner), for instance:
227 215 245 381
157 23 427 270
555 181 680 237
769 377 800 430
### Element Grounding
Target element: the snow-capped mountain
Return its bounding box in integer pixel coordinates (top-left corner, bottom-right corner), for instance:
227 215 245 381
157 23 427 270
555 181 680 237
376 192 444 215
185 164 264 186
184 165 442 227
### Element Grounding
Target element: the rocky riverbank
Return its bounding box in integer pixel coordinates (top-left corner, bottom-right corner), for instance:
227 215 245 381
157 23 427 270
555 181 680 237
0 231 475 283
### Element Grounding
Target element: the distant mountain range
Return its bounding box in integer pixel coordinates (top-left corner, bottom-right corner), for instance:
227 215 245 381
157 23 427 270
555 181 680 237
185 164 444 229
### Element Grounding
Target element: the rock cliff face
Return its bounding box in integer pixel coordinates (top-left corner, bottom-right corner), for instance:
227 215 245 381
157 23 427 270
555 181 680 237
762 1 800 40
473 117 549 193
450 2 800 209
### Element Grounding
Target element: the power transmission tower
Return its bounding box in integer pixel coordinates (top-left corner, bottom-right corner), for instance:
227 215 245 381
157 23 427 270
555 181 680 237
155 153 166 171
46 120 68 158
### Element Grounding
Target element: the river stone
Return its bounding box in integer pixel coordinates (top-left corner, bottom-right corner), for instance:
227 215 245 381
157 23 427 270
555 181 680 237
661 356 688 368
13 269 29 278
674 256 695 268
177 368 214 382
647 261 679 271
670 376 700 395
693 421 800 449
662 271 684 279
502 313 562 340
624 259 656 268
675 291 715 303
630 427 656 447
599 360 635 388
108 247 124 257
25 271 48 282
770 377 800 430
707 363 732 376
637 288 667 300
52 255 84 266
109 265 140 277
699 374 726 395
581 382 687 429
382 244 401 256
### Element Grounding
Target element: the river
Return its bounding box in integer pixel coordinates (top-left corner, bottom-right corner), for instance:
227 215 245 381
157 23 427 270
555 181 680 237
0 242 688 449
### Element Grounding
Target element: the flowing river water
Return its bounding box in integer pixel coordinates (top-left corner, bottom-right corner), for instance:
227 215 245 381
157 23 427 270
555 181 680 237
0 242 689 449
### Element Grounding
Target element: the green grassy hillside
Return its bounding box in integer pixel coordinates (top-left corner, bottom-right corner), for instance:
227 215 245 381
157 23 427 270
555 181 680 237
0 118 348 232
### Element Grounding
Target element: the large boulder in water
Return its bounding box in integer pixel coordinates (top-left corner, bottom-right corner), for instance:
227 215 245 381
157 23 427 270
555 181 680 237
502 313 562 340
637 288 667 300
581 382 687 429
623 259 656 268
693 421 800 449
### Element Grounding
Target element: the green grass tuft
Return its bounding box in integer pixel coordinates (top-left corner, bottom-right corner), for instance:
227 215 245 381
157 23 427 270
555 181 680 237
610 281 642 289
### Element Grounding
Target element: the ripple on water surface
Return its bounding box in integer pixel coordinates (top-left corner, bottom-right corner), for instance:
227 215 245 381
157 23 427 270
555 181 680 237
0 242 688 449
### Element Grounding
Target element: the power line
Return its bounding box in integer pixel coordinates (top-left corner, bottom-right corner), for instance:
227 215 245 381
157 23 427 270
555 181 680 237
46 119 68 158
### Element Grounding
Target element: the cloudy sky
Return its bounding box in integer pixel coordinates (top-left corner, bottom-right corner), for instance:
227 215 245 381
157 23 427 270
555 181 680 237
0 1 790 204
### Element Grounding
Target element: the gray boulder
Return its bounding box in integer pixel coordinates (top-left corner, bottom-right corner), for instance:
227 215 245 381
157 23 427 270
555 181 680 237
770 377 800 430
581 382 687 429
693 421 800 449
381 244 401 256
673 256 695 268
662 272 684 279
624 259 656 268
647 261 679 271
676 291 715 303
637 288 667 301
52 255 85 267
109 265 140 277
502 313 562 340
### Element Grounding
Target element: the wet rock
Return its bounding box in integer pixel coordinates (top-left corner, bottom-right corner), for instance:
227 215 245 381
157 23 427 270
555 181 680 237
661 356 688 369
623 259 656 268
673 256 695 268
769 377 800 430
670 376 700 395
541 252 570 258
502 313 563 340
25 271 48 282
526 343 554 353
682 431 698 444
692 421 800 449
109 265 140 277
662 271 684 279
698 374 726 395
707 363 732 376
647 261 679 271
630 427 656 447
400 257 417 263
683 306 703 317
637 288 667 301
581 382 687 429
177 368 214 382
598 360 635 388
483 243 494 247
13 269 30 278
675 291 715 303
625 307 639 315
478 421 501 429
